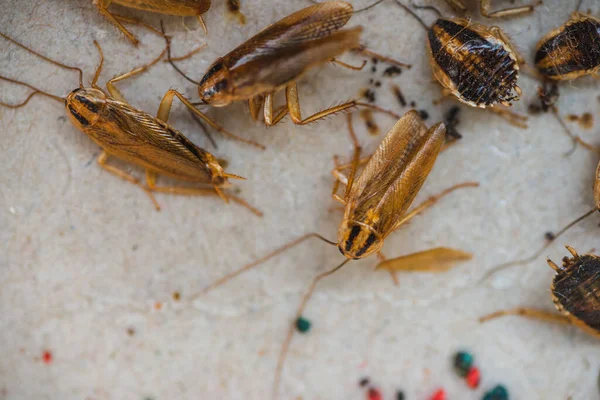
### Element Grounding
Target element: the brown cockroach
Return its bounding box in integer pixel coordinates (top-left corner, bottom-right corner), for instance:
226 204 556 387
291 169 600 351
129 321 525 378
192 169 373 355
0 31 261 216
481 246 600 339
395 1 529 128
189 110 478 398
442 0 540 18
165 1 409 149
94 0 210 45
530 0 600 153
481 160 599 282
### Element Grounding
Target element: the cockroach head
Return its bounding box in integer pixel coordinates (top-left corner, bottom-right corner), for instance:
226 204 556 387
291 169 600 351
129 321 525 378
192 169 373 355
198 59 233 107
337 220 383 260
65 87 106 129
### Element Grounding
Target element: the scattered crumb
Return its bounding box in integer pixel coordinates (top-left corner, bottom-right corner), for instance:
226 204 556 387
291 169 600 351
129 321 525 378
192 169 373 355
391 85 406 107
567 112 594 129
360 109 379 135
383 65 402 77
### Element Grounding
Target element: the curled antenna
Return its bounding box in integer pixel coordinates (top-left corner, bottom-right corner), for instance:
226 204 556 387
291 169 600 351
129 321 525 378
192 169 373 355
354 0 387 13
160 21 201 86
0 31 84 88
479 208 598 283
393 0 429 31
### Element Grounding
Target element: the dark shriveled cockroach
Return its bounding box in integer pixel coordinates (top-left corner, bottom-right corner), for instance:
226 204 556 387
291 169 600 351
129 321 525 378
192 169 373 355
395 1 528 128
0 31 261 216
481 160 599 282
188 110 478 398
165 1 409 148
94 0 211 45
481 246 600 339
531 1 600 153
442 0 541 19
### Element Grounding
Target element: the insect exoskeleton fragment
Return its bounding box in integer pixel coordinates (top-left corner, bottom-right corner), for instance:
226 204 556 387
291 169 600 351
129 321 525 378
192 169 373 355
0 30 261 216
480 246 600 339
187 109 478 398
164 0 409 149
94 0 211 45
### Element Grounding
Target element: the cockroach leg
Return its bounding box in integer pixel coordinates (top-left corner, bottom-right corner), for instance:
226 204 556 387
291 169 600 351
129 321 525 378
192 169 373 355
164 44 207 63
105 44 168 102
197 15 208 34
489 106 528 129
263 93 289 127
480 0 541 18
248 95 264 121
352 46 412 68
444 0 468 12
94 0 139 46
144 170 263 216
113 14 163 37
392 182 480 231
285 82 360 125
479 307 573 325
157 89 266 149
273 258 351 400
97 151 161 210
331 58 367 71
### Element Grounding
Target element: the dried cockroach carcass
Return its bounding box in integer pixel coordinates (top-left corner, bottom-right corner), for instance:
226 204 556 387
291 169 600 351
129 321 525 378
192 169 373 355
481 246 600 339
0 31 261 216
188 110 478 398
532 3 600 152
94 0 211 45
395 1 528 128
165 1 408 148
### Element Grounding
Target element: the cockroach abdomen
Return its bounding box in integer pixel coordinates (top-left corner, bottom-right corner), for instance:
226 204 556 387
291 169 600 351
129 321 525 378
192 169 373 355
553 254 600 331
428 19 519 107
535 16 600 80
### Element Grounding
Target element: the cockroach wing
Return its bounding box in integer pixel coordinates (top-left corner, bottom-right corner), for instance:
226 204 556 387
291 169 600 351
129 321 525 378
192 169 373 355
91 100 213 182
376 247 472 272
232 1 353 53
227 27 362 97
344 110 446 238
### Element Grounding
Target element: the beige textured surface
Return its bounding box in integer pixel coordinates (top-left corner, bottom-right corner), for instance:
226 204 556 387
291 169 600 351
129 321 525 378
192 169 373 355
1 1 599 399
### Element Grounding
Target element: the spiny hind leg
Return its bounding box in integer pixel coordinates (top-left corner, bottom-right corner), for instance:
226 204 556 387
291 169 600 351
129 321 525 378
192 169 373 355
479 307 572 325
480 0 540 18
94 0 139 45
97 151 161 210
157 89 265 149
144 170 263 216
286 82 359 125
